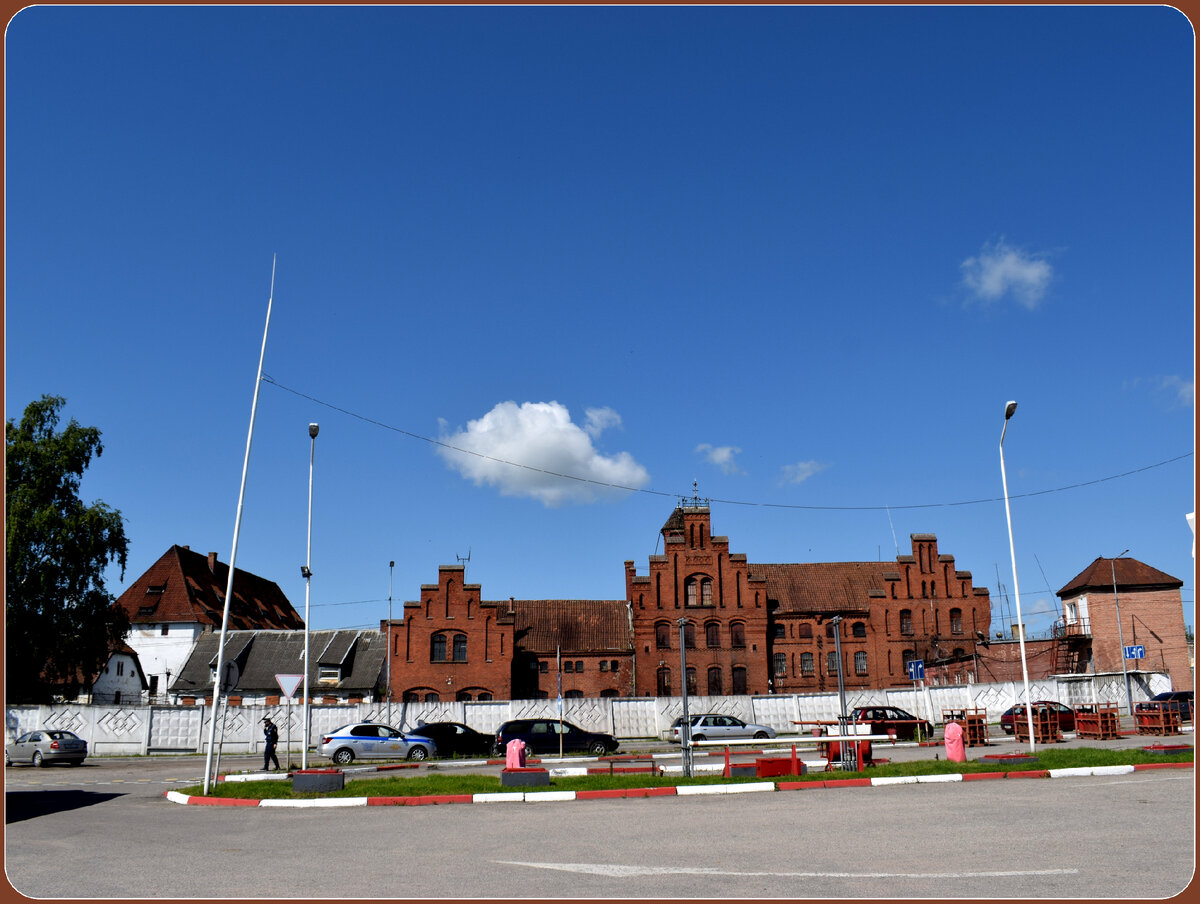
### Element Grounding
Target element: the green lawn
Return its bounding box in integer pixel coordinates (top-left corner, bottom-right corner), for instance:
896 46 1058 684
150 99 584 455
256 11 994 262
178 745 1192 800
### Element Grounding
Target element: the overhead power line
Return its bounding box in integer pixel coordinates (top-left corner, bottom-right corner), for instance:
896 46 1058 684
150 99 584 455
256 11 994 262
262 376 1192 513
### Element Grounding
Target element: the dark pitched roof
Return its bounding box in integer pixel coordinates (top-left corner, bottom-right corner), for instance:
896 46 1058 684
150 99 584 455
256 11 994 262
171 630 385 695
510 600 632 654
115 545 304 630
751 563 886 613
1057 557 1183 598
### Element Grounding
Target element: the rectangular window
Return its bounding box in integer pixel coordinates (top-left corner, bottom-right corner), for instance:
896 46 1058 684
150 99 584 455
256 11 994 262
854 651 868 675
564 661 574 672
318 666 341 682
826 652 839 675
599 660 609 672
800 652 814 676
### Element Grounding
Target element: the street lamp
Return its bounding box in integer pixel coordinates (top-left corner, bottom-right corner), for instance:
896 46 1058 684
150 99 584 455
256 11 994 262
999 400 1037 753
387 560 394 726
301 422 318 769
1110 549 1134 717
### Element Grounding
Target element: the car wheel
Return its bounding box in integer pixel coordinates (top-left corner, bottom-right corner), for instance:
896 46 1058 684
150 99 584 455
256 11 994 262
589 741 608 755
491 744 504 758
407 745 429 761
753 731 769 739
32 751 44 768
332 748 355 765
692 734 706 743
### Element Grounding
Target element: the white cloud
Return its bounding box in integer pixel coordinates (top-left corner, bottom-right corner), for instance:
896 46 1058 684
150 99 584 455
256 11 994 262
584 406 623 438
781 460 828 484
1160 375 1195 406
436 401 650 506
961 239 1053 309
695 443 744 475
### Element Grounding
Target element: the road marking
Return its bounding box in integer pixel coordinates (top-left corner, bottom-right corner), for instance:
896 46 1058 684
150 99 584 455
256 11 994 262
495 862 1080 879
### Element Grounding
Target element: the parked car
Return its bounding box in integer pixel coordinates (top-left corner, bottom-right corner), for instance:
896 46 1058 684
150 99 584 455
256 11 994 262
493 719 618 757
669 713 777 744
1136 691 1194 720
6 730 88 767
999 701 1075 735
850 706 934 741
317 722 436 765
405 721 493 758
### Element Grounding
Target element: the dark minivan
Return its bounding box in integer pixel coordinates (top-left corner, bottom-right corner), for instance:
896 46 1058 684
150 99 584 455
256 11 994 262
493 719 619 757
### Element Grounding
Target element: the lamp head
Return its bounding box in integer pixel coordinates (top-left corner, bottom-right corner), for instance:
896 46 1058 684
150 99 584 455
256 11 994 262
390 560 395 568
300 565 312 579
308 423 320 438
1004 401 1018 420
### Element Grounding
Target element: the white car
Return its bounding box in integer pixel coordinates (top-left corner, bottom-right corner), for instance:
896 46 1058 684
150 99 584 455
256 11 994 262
317 722 436 765
670 714 777 744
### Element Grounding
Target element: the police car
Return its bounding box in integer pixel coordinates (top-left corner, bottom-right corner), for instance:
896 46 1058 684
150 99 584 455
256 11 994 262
317 722 436 765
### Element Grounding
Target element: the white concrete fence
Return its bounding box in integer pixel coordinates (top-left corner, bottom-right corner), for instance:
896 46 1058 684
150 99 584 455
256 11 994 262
5 671 1168 758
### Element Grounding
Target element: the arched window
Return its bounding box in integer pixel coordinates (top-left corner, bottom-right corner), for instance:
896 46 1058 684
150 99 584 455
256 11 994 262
800 652 815 676
685 667 697 695
705 622 721 648
564 689 584 699
731 666 747 695
683 623 695 648
902 648 918 668
685 576 714 607
707 666 723 695
730 622 746 648
773 623 785 640
950 608 963 635
456 691 472 701
953 648 966 659
900 609 914 636
600 689 618 698
700 578 713 606
854 651 868 674
685 577 697 607
826 622 838 638
424 692 440 702
452 633 467 662
656 667 671 696
797 623 813 639
852 621 866 638
431 633 447 661
773 652 787 678
655 622 671 649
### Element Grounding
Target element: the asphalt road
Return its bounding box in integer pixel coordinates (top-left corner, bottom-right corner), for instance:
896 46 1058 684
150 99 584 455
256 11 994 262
5 739 1196 899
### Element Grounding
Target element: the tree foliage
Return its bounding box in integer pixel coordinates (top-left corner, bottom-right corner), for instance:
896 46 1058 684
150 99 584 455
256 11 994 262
6 395 131 703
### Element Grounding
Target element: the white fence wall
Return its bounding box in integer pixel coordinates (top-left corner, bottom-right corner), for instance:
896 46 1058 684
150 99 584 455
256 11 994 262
5 671 1169 757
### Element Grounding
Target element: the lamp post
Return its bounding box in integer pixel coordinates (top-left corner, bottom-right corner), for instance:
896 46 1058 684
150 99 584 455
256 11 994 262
677 617 693 778
387 560 394 726
301 422 318 769
1000 400 1037 753
1110 549 1134 716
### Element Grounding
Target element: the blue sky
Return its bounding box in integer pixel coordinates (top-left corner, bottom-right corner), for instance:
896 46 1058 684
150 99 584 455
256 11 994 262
6 6 1194 640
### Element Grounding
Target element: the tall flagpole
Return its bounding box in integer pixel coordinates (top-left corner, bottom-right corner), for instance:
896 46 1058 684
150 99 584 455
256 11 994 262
203 257 276 795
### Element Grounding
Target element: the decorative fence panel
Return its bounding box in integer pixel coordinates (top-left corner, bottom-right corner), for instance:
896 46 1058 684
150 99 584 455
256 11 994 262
6 671 1170 756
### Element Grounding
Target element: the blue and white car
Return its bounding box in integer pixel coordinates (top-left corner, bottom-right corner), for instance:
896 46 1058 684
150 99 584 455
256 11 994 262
317 722 436 765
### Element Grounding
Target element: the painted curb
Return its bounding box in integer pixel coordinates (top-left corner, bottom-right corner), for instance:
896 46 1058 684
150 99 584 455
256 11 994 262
163 760 1192 808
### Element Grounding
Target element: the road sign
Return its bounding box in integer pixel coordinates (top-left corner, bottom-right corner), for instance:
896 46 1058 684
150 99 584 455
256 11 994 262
218 661 240 693
1123 645 1145 660
906 660 925 681
275 673 303 698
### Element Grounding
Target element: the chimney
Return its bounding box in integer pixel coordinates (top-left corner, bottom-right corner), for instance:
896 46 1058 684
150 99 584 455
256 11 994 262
208 552 218 573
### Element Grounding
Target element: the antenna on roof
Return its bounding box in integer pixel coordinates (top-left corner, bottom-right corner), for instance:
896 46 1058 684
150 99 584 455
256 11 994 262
456 548 471 574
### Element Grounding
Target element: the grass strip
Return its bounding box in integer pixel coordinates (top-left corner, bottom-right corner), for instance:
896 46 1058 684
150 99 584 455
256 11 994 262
179 745 1190 800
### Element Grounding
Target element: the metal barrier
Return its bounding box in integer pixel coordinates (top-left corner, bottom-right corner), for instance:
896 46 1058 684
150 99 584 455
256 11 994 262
942 707 989 746
1074 703 1122 740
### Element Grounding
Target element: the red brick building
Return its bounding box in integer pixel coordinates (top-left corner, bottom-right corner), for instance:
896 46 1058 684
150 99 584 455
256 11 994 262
1056 556 1190 691
384 504 994 700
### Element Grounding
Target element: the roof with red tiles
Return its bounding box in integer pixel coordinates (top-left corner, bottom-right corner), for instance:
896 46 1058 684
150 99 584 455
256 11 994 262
750 562 889 613
510 599 632 654
115 545 304 630
1057 557 1183 598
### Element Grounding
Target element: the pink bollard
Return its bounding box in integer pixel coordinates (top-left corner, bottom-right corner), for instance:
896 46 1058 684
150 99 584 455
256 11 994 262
505 737 527 768
944 721 966 762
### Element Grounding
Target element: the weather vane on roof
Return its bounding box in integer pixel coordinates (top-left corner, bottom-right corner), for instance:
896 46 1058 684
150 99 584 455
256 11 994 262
682 480 708 508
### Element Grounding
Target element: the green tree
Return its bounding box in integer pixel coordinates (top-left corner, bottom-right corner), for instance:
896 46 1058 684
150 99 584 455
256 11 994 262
6 395 130 703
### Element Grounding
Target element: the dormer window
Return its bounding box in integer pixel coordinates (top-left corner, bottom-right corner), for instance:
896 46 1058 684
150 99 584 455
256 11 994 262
318 666 341 683
146 584 166 595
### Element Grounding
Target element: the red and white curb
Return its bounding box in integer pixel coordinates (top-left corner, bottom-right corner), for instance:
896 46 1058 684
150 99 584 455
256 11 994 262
164 761 1191 808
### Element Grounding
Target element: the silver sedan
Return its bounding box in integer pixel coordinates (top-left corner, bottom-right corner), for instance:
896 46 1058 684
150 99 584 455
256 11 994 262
6 730 88 767
317 722 436 765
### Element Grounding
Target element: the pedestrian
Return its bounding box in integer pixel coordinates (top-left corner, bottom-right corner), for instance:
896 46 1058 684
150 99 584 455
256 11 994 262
262 717 280 771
